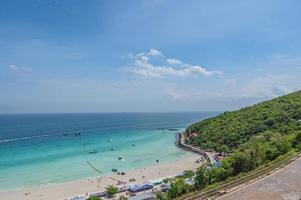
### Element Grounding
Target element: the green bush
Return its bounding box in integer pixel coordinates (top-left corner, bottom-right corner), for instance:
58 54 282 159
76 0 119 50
194 166 209 189
106 185 118 197
167 178 192 199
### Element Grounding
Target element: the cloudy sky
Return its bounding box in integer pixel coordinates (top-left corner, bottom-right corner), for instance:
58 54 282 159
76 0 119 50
1 0 301 113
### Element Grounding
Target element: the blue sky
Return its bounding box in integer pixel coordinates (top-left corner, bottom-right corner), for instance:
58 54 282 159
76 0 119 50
1 0 301 113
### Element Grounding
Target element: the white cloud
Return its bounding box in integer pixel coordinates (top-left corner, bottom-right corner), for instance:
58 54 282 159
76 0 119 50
8 64 34 77
161 74 300 105
8 64 33 72
131 48 222 78
164 87 205 101
164 88 191 100
166 58 182 64
224 78 237 88
148 48 162 56
219 75 299 99
242 75 294 98
135 48 163 58
8 64 19 71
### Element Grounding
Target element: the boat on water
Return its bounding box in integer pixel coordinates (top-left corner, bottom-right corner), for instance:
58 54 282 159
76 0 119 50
88 150 98 154
118 156 123 160
74 132 81 136
112 168 118 172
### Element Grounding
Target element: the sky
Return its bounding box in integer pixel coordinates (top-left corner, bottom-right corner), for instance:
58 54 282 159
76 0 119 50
1 0 301 113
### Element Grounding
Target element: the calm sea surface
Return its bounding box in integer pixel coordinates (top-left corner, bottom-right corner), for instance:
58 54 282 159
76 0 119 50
0 112 216 190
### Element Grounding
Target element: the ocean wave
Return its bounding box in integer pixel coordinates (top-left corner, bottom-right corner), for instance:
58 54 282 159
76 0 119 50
0 125 179 144
0 133 61 144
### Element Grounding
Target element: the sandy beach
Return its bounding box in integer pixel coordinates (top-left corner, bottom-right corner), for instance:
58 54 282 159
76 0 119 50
0 154 202 200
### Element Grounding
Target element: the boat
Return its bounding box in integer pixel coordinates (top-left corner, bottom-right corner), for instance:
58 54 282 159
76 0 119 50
88 150 97 154
74 132 81 136
118 156 123 160
112 168 118 172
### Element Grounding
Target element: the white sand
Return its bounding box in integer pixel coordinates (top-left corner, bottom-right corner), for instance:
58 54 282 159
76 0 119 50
0 155 202 200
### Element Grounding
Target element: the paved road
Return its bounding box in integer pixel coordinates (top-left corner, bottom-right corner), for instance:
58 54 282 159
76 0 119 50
220 157 301 200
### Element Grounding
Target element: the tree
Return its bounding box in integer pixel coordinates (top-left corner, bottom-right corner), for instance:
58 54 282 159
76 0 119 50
163 178 169 184
106 185 118 198
230 152 252 175
156 192 169 200
216 144 230 153
194 166 209 189
221 158 233 177
209 167 227 183
275 139 291 155
168 178 191 199
265 146 279 161
293 131 301 149
186 91 301 152
183 170 194 179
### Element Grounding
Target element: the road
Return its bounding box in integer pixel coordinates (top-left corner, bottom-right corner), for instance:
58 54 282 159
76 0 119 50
219 157 301 200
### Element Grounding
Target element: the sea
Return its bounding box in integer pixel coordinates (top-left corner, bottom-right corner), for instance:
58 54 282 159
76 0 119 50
0 112 216 190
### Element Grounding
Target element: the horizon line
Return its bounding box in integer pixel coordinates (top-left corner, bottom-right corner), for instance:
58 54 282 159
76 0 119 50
0 111 223 115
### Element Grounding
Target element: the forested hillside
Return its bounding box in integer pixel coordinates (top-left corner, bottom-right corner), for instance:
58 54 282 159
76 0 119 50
157 91 301 200
186 91 301 152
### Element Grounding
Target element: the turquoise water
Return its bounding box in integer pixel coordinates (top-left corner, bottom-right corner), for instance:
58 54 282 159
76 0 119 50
0 113 215 190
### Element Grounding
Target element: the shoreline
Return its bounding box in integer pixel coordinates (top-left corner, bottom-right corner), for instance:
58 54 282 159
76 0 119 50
178 132 215 164
0 132 191 192
0 141 204 200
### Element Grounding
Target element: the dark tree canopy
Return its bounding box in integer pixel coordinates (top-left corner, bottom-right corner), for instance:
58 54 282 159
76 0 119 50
186 91 301 151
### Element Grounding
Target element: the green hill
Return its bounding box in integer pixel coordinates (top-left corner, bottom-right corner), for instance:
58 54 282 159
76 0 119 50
157 91 301 200
186 91 301 152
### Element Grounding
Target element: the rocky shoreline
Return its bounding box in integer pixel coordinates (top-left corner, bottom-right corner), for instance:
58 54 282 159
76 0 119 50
178 132 214 164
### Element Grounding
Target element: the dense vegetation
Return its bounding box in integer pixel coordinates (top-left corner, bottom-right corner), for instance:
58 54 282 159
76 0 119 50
157 91 301 200
186 91 301 152
106 185 119 198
